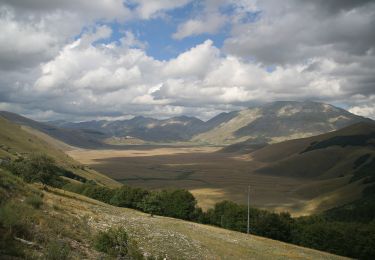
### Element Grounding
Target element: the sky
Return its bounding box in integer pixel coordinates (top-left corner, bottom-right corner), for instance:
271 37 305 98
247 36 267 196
0 0 374 121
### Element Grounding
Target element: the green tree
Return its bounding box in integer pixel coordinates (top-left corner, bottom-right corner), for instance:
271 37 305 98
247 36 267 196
142 189 197 220
82 185 115 204
110 186 150 209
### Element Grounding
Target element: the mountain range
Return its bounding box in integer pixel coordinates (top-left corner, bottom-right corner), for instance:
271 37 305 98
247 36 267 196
1 101 372 148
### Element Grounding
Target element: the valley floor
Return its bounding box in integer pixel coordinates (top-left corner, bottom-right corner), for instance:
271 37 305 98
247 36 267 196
67 146 353 216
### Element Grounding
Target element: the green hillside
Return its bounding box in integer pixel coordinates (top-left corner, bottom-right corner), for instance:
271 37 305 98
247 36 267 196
0 116 120 188
0 111 105 148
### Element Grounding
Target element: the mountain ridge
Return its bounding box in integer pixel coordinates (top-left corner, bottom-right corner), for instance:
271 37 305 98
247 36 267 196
193 101 372 145
2 101 373 147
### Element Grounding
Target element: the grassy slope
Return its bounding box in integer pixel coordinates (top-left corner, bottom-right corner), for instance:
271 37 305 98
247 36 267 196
250 122 375 214
252 122 373 159
252 122 375 179
0 111 105 148
0 116 120 188
0 169 347 259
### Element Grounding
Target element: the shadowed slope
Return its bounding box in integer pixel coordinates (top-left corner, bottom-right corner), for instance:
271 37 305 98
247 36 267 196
0 116 120 188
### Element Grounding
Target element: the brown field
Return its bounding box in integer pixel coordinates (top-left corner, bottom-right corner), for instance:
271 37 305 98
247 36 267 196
67 146 352 216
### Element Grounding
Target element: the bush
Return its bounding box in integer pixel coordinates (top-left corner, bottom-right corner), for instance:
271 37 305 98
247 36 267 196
44 240 70 260
94 226 129 257
25 194 43 209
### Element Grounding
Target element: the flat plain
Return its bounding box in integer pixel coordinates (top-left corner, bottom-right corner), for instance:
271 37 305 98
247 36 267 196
67 146 344 215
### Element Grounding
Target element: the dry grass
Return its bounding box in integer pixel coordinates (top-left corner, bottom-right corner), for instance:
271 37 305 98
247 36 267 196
67 146 220 163
40 185 348 260
190 188 228 209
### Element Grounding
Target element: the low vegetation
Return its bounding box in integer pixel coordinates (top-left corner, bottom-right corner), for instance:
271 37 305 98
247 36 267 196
44 240 71 260
25 194 44 209
94 226 144 259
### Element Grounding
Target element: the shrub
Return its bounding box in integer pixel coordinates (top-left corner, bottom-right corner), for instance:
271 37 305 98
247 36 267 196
94 226 129 257
25 194 43 209
44 240 70 260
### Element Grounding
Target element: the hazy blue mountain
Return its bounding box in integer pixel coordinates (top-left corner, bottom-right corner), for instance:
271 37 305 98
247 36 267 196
48 115 205 142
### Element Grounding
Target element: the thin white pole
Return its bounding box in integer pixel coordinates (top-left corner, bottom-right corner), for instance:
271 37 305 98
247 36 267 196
247 185 250 234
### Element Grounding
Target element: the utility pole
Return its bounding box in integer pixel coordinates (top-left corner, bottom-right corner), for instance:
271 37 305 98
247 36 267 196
247 185 250 234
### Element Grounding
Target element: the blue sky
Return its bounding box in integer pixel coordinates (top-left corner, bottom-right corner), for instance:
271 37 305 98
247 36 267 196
98 2 227 60
94 1 261 61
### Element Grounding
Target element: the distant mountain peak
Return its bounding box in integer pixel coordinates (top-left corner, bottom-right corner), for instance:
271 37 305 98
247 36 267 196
192 101 373 145
2 101 373 145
